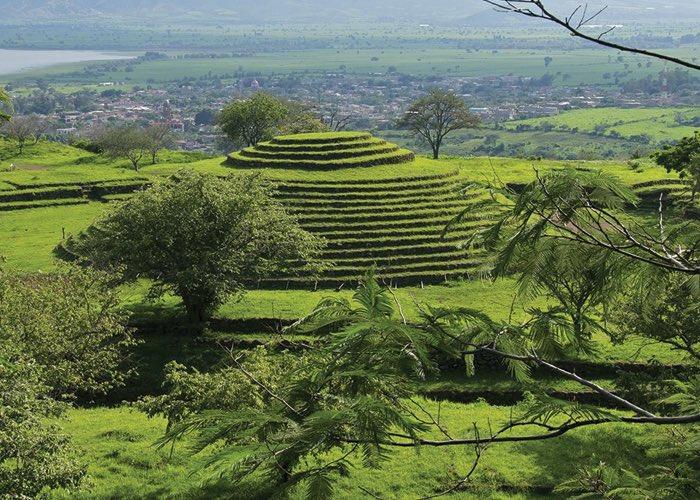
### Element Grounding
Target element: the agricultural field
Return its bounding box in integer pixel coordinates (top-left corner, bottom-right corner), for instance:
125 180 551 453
506 107 700 143
5 47 698 87
1 131 697 499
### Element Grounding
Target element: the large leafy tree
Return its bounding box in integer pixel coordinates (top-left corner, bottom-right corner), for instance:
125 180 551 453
92 124 152 171
218 92 289 147
654 132 700 203
0 266 135 399
0 265 133 496
397 88 480 159
70 170 323 323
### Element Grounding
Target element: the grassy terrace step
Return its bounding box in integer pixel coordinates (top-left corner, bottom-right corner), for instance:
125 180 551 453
240 144 400 161
323 230 482 250
0 185 84 203
277 184 457 202
0 198 89 211
269 169 459 186
296 206 468 225
283 194 465 211
302 210 502 234
256 138 387 152
315 218 500 241
229 149 415 169
288 200 472 216
327 249 486 269
275 177 456 194
280 257 490 280
270 131 372 144
5 177 150 190
322 241 479 259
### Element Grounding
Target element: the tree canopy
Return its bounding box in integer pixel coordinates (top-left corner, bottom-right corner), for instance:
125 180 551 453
397 88 480 159
69 170 324 323
218 92 290 147
654 132 700 202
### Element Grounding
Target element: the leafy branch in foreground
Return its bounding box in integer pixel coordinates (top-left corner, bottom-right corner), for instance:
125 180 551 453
155 271 699 498
481 0 700 71
466 169 699 275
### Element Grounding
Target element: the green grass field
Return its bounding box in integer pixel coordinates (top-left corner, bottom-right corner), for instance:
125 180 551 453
50 400 671 499
507 107 699 142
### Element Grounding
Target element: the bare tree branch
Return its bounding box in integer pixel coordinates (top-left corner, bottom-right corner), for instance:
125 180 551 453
482 1 700 71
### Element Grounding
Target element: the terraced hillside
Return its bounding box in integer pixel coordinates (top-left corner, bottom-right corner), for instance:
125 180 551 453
228 131 415 169
227 132 491 287
270 170 499 287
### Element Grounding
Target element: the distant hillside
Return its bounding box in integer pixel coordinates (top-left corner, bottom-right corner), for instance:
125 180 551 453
2 0 698 24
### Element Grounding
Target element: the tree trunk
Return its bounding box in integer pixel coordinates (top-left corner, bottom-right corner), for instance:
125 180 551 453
432 147 439 159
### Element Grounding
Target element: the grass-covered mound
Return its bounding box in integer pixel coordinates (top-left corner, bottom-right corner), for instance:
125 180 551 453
228 131 415 169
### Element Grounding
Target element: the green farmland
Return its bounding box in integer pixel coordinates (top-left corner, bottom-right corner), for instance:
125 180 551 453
5 47 698 87
507 107 700 142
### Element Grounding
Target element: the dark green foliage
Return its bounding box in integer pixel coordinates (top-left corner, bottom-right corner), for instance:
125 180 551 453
0 265 134 496
0 87 11 121
218 92 290 147
654 132 700 202
0 266 135 398
70 170 324 323
0 351 86 497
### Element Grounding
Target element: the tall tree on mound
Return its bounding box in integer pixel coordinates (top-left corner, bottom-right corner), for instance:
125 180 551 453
69 170 324 325
398 89 480 159
218 92 289 147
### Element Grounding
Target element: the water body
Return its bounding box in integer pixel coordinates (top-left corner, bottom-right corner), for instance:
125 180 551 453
0 49 134 76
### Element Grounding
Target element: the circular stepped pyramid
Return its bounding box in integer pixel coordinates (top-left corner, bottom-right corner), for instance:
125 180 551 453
229 132 500 288
228 131 415 169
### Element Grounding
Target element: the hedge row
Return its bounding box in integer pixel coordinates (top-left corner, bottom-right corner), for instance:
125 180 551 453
0 186 83 203
283 193 464 210
632 179 690 189
228 150 415 170
256 139 386 152
0 198 89 212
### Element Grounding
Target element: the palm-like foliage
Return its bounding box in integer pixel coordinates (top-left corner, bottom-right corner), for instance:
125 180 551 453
468 169 699 275
159 272 435 498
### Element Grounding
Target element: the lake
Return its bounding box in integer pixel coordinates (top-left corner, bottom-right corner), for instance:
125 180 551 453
0 49 134 76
